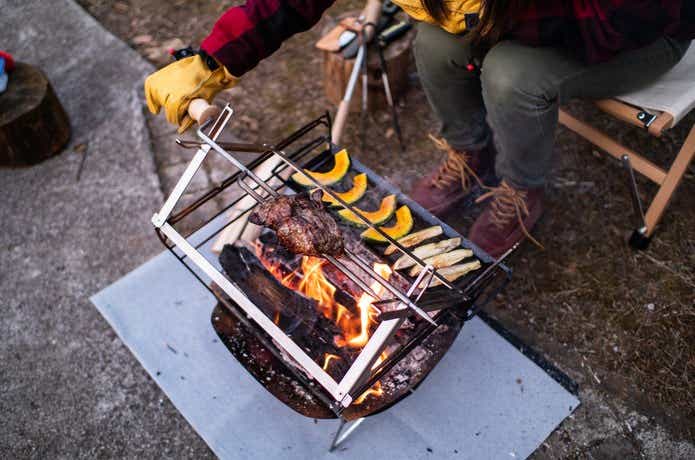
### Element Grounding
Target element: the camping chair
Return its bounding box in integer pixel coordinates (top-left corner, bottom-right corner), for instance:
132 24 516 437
559 44 695 250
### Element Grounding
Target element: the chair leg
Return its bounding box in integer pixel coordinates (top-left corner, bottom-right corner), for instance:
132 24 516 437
642 123 695 238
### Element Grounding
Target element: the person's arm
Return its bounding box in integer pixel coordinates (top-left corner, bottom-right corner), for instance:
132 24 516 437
201 0 337 76
145 0 335 131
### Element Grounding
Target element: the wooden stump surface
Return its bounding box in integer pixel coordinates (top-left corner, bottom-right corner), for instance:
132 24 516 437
0 62 70 166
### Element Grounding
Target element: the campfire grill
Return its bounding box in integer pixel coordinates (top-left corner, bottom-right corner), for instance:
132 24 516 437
152 106 512 428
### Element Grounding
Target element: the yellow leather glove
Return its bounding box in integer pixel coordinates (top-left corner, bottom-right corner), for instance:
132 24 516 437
144 54 238 132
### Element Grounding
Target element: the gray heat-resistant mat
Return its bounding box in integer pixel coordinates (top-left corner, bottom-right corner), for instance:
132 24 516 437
92 240 579 459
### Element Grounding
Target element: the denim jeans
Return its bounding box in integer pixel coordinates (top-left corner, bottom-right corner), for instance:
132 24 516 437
414 22 691 188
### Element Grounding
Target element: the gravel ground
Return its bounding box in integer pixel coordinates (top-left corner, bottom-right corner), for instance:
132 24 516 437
70 0 695 457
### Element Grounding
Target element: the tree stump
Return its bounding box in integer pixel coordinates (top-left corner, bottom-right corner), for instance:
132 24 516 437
0 62 71 166
322 15 415 113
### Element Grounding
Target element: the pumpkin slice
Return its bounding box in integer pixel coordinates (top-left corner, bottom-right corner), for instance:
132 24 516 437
321 173 367 207
383 225 443 256
361 206 414 243
409 248 474 277
338 194 397 227
392 237 461 270
419 260 482 288
292 149 350 187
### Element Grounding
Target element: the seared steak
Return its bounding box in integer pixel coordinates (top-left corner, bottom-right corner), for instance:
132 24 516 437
249 191 344 257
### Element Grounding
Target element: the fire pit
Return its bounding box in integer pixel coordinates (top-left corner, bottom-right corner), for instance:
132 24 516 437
152 107 512 433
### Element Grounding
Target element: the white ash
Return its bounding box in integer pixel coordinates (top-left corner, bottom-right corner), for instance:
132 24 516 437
290 379 315 402
380 344 434 395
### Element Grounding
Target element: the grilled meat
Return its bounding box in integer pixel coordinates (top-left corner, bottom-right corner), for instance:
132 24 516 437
249 191 344 257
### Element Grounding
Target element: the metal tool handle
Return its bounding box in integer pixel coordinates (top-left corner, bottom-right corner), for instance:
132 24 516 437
188 98 222 126
621 154 647 232
331 0 382 145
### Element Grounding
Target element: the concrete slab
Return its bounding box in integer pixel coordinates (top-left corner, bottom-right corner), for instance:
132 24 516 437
90 219 579 460
0 1 210 457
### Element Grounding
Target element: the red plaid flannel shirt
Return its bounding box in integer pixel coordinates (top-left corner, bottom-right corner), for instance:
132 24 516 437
201 0 694 76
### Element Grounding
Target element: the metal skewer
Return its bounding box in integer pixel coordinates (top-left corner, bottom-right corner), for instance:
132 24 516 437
377 33 405 151
344 251 436 325
252 143 458 291
195 106 445 324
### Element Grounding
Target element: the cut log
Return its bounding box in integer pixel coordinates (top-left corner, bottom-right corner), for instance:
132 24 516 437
0 62 70 166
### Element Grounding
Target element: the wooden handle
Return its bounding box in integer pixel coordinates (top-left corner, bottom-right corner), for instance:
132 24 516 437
332 100 351 146
188 98 222 126
362 0 382 41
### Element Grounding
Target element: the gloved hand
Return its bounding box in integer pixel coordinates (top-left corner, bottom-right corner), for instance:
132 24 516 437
144 53 238 132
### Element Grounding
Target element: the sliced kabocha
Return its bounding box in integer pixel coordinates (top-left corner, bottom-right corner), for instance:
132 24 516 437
361 205 414 243
383 225 443 256
419 260 482 288
321 173 368 207
409 248 474 277
292 149 350 187
392 237 461 270
338 194 397 226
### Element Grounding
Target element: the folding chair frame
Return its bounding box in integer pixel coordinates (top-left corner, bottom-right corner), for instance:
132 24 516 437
559 100 695 249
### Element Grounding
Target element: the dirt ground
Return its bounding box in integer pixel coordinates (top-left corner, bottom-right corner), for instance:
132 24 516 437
78 0 694 457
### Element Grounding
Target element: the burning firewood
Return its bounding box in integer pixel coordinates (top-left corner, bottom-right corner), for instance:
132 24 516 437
219 242 354 376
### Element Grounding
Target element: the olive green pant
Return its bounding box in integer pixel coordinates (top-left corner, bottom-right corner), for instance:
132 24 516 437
414 22 691 187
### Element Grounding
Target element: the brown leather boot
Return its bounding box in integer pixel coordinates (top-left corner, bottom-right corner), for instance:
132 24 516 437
410 135 493 217
469 180 544 258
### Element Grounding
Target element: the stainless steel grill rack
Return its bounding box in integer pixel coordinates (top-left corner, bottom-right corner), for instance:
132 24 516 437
151 105 512 415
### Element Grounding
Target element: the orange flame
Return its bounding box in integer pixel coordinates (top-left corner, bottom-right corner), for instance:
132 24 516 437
347 263 392 348
256 244 393 405
322 353 341 371
353 352 388 404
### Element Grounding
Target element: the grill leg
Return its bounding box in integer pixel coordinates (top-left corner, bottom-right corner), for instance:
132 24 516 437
329 417 365 452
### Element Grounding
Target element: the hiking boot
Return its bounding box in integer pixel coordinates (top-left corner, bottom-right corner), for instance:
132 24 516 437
469 180 544 258
410 135 493 217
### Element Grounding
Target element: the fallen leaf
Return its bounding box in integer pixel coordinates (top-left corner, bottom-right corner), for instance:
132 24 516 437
132 34 153 45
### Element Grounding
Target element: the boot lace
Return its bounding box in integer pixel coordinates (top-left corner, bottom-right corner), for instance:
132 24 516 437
476 181 544 250
429 134 483 191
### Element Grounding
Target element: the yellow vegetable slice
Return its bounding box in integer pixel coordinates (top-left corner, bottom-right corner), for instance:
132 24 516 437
291 149 350 187
338 194 397 227
361 206 414 243
321 173 368 207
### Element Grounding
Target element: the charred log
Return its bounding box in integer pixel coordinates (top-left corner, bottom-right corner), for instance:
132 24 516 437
211 298 337 419
211 285 465 420
219 243 354 377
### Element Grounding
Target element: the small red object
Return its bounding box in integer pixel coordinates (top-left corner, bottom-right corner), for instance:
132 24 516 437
168 48 176 56
0 51 15 72
466 63 475 72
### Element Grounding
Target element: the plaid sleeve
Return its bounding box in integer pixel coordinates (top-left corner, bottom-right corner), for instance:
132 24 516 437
201 0 336 76
511 0 693 63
